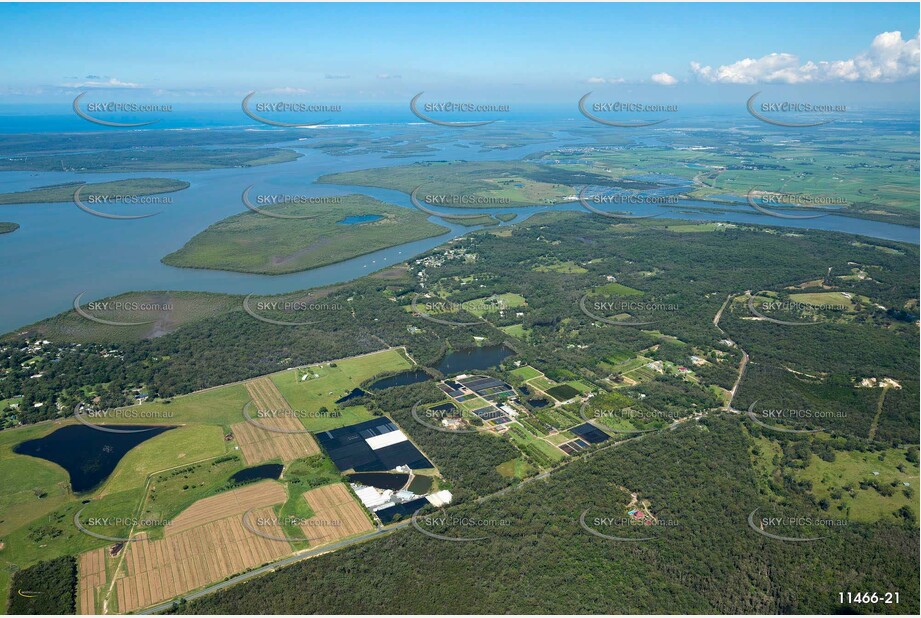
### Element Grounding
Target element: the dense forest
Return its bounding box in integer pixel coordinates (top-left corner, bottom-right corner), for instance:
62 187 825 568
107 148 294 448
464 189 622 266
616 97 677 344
175 418 919 614
5 556 76 615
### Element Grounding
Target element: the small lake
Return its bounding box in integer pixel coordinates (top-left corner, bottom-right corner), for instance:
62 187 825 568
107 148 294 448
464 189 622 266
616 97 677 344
348 472 409 491
434 344 515 375
368 369 431 390
227 463 283 485
335 387 369 404
337 214 384 225
13 424 173 493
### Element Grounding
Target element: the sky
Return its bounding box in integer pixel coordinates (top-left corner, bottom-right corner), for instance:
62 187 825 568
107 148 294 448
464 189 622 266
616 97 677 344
0 2 918 105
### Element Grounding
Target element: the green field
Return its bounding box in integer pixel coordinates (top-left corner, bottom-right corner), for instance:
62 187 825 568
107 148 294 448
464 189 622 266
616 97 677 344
163 195 449 275
0 423 73 538
102 425 229 495
788 291 855 309
463 293 527 317
500 324 531 341
535 407 582 431
545 384 581 402
111 383 251 428
529 376 558 392
795 447 919 523
495 457 535 479
505 423 565 467
0 178 189 205
564 380 595 394
270 348 412 431
509 365 542 381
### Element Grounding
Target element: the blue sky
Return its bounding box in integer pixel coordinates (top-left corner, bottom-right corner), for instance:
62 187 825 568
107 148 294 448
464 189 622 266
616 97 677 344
1 2 918 104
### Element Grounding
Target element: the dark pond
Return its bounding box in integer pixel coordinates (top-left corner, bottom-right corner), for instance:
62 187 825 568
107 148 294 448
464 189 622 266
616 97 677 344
368 369 431 391
348 472 409 491
335 387 369 404
434 344 515 375
13 424 174 493
376 496 429 524
228 463 283 485
528 398 550 408
407 474 434 494
337 214 384 225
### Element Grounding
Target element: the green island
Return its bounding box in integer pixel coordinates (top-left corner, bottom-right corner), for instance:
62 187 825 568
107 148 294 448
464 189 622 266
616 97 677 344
162 195 449 275
317 160 633 207
0 222 19 234
0 147 300 173
0 178 189 205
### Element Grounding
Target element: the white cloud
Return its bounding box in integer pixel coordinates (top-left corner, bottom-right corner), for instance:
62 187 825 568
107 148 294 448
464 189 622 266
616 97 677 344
650 72 678 86
377 73 402 80
324 73 351 80
263 87 311 94
585 76 625 84
60 76 141 89
690 30 920 84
